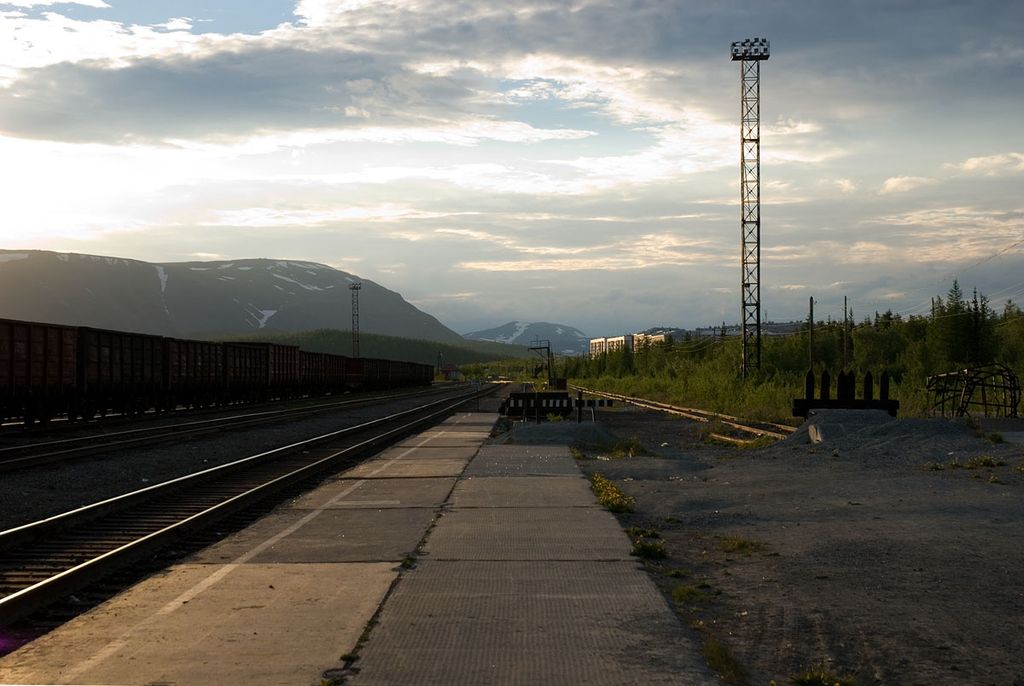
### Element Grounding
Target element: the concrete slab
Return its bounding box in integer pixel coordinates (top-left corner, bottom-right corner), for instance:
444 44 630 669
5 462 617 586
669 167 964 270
341 457 470 478
0 562 395 686
193 507 435 563
451 476 594 508
350 560 713 685
439 412 498 429
464 444 580 477
424 507 631 560
289 477 456 510
364 444 480 461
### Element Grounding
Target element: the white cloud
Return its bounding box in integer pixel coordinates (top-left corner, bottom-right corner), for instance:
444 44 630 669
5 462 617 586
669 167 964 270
946 152 1024 176
878 176 937 195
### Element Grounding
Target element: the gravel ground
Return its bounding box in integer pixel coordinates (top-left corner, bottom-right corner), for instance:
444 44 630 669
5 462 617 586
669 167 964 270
561 405 1024 685
0 390 467 531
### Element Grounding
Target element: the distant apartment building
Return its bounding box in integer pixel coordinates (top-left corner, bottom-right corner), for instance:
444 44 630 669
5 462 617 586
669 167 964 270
634 333 671 348
590 332 673 357
590 335 634 357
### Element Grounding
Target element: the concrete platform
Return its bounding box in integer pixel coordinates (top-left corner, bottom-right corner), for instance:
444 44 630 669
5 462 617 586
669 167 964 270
0 413 711 685
352 443 714 684
0 412 496 686
0 563 395 686
348 560 708 685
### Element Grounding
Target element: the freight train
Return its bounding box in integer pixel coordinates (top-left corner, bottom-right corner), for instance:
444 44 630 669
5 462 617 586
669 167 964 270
0 318 434 425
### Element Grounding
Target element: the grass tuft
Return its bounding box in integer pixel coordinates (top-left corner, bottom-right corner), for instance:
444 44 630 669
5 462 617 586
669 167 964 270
965 455 1005 469
720 535 763 555
588 473 635 513
625 525 667 559
672 584 704 603
699 629 747 684
789 665 858 686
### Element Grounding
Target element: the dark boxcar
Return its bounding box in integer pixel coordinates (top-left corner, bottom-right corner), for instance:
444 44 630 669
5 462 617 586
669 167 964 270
223 342 269 403
223 342 299 401
268 343 299 391
0 318 77 422
417 362 434 386
164 338 224 409
345 356 365 390
362 358 388 390
300 350 348 395
299 350 326 394
323 352 348 390
77 327 163 417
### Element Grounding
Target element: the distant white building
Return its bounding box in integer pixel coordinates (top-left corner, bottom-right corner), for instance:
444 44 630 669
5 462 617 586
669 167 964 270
605 335 634 352
589 337 607 357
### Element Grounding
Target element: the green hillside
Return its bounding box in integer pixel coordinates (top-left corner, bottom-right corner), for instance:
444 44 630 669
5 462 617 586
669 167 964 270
224 328 531 365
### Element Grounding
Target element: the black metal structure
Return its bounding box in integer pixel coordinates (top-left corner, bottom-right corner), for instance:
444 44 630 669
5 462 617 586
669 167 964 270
349 281 361 358
926 364 1020 418
731 37 769 377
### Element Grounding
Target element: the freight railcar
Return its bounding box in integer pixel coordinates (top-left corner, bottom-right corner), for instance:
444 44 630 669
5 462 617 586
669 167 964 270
164 338 223 409
223 342 299 403
0 318 77 423
77 327 164 418
0 316 434 424
299 351 348 395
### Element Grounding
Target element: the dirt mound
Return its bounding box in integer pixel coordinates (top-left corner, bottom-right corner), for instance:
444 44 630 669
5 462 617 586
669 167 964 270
777 409 1020 466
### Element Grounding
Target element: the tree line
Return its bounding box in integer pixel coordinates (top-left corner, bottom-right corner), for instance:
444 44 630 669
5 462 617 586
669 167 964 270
558 281 1024 419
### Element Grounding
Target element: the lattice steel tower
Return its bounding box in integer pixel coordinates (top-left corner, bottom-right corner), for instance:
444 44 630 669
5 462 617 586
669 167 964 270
349 281 362 357
731 37 769 377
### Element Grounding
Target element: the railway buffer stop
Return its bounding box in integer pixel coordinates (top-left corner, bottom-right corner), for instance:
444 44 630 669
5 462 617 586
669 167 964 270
501 389 613 421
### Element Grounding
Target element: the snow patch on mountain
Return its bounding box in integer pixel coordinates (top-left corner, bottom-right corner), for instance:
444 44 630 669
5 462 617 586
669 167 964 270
463 321 590 355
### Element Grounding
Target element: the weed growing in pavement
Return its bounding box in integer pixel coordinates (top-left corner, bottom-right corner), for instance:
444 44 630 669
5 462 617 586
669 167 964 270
689 619 747 685
988 474 1005 485
1017 462 1024 473
988 432 1004 443
672 584 704 603
966 455 1006 468
626 526 659 539
666 568 689 578
921 461 945 471
948 455 1006 470
789 665 858 686
400 554 417 569
569 446 586 460
720 535 763 555
631 538 667 559
625 526 667 559
588 473 635 513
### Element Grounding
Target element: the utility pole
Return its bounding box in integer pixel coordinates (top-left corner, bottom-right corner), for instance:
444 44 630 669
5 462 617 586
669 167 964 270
349 281 361 357
843 295 848 369
808 296 814 372
731 37 770 378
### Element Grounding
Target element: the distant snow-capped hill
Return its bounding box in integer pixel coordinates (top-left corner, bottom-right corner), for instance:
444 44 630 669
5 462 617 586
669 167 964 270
0 250 463 342
463 321 589 355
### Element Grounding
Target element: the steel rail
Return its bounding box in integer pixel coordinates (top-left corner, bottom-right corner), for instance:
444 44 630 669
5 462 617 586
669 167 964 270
0 384 494 626
0 386 453 472
570 384 795 439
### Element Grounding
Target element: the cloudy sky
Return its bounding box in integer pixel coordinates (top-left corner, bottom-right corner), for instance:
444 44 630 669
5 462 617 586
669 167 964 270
2 0 1022 336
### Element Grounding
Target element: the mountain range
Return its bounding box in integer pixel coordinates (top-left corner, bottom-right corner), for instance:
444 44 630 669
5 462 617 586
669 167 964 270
0 250 463 342
462 321 590 355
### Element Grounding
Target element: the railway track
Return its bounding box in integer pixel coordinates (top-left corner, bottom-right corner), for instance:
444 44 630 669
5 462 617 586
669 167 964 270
0 386 452 472
570 385 796 444
0 384 494 627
